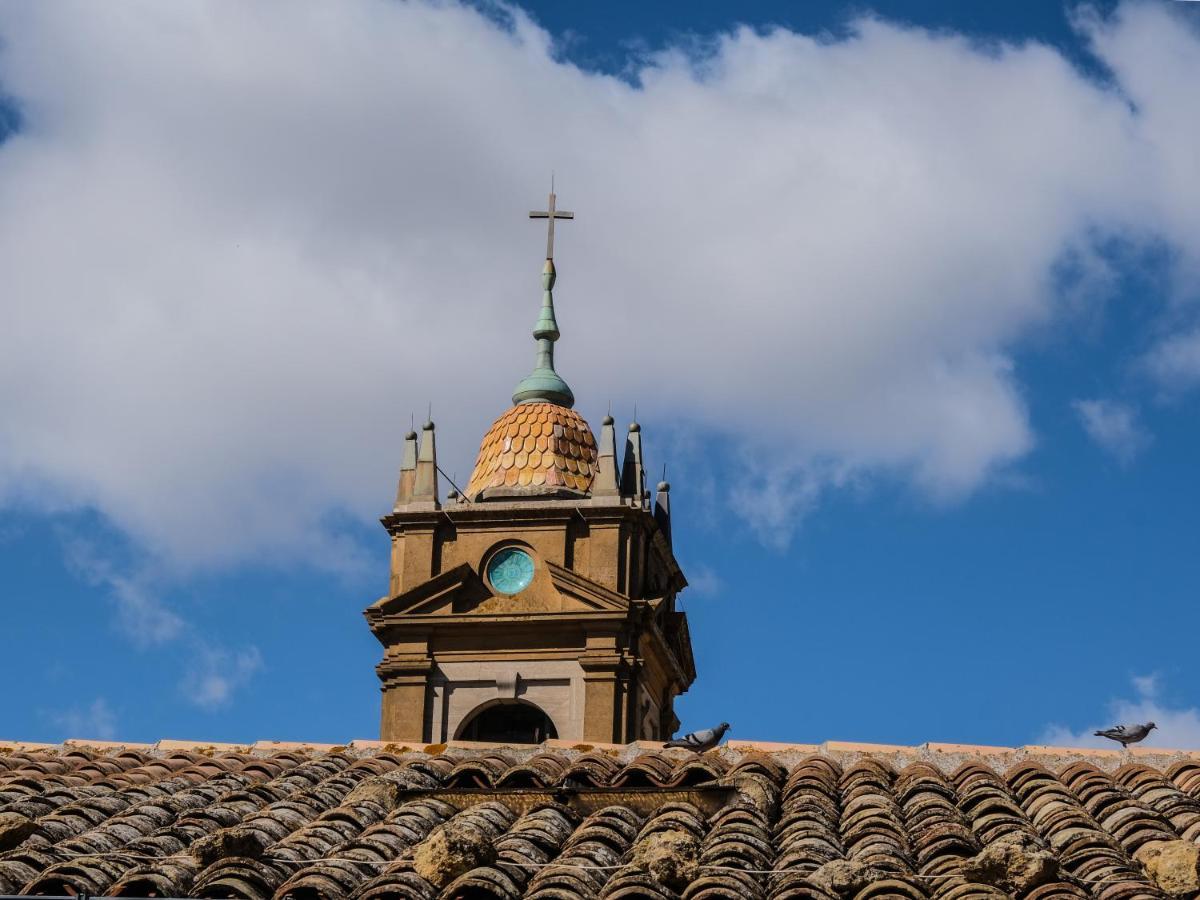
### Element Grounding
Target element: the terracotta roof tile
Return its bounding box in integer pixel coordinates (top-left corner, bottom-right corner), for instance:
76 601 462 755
1 740 1199 898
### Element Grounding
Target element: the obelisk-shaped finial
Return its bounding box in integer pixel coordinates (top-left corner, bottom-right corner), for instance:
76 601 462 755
409 419 441 511
393 429 419 510
621 421 646 507
654 477 672 544
592 414 621 498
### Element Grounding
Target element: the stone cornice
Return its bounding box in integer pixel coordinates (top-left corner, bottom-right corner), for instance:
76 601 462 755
380 498 673 533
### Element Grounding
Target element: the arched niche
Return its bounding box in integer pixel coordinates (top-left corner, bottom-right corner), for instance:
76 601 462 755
454 699 559 743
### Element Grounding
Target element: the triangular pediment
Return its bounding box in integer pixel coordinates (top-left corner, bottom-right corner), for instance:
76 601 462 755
367 560 629 622
544 562 629 612
367 563 486 618
464 561 629 615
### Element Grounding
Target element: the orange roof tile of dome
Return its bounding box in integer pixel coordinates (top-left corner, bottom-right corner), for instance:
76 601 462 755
465 402 597 501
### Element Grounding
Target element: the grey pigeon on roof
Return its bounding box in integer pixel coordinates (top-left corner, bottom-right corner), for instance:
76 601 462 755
665 722 730 752
1094 722 1156 748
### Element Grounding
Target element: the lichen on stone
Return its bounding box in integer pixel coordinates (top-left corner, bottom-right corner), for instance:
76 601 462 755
631 828 701 891
191 826 270 865
344 776 403 810
960 832 1057 894
0 813 37 852
1135 840 1200 896
724 772 778 817
412 820 496 888
808 858 890 896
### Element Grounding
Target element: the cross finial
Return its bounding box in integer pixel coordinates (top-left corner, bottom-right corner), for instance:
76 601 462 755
529 178 574 260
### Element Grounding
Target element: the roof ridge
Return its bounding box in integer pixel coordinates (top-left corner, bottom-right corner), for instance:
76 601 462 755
4 736 1198 765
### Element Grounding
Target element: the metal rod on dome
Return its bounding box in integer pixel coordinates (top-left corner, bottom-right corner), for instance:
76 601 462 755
437 464 470 503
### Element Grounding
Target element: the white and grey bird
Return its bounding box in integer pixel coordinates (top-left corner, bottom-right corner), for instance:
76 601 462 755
1094 722 1157 748
665 722 730 752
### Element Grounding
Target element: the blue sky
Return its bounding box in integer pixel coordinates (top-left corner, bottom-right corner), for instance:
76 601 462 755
2 0 1200 749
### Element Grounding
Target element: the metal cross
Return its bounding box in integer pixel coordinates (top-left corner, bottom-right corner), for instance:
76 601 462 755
529 186 573 260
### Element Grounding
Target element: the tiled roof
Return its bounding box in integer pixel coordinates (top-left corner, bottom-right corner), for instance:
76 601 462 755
3 739 1200 899
465 403 597 500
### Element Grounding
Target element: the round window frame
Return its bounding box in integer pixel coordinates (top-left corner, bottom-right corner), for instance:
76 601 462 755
484 545 536 596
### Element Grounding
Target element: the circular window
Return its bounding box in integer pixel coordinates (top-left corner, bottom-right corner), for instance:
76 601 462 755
486 547 535 595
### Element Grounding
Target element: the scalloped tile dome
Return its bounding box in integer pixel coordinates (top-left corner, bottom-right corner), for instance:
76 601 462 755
465 402 597 501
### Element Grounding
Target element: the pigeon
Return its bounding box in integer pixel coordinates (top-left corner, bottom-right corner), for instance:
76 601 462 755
665 722 730 752
1094 722 1157 748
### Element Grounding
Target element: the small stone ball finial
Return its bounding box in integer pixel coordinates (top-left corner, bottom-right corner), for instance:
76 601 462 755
657 481 670 492
602 415 614 426
447 488 459 500
423 420 435 430
629 422 641 433
405 430 418 441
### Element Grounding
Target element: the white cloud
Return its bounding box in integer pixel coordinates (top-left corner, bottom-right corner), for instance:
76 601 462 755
1132 673 1161 698
1072 397 1151 463
60 536 184 646
181 643 264 711
58 533 263 707
1147 327 1200 389
0 1 1197 569
729 459 843 549
681 563 723 598
1040 674 1200 750
50 697 117 740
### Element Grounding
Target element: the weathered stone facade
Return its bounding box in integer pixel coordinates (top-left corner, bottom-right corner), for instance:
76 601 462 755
366 445 694 744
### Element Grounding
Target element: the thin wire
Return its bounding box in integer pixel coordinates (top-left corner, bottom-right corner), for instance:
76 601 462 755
436 463 470 502
21 846 1155 887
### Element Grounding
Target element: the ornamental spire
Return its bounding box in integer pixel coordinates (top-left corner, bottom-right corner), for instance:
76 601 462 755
621 420 646 508
512 182 575 408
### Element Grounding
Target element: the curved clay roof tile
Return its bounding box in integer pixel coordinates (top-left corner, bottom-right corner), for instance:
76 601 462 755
761 870 840 900
495 753 570 789
729 753 789 784
602 868 680 900
1023 883 1091 900
613 753 678 788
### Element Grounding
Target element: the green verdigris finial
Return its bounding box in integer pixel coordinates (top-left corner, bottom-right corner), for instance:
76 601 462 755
514 187 575 408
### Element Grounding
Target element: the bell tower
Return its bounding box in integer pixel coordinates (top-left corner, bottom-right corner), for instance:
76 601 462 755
365 188 695 744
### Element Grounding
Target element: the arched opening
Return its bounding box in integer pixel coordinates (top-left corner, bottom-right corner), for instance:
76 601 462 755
456 700 558 743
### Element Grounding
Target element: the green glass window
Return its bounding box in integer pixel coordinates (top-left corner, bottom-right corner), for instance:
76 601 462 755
487 547 534 595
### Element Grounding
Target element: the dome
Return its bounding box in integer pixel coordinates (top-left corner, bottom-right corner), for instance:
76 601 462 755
465 402 597 501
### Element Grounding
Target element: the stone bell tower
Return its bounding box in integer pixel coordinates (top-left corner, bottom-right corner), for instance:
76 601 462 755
365 188 695 744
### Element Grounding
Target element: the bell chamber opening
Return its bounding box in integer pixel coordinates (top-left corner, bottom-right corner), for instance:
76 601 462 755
456 700 559 743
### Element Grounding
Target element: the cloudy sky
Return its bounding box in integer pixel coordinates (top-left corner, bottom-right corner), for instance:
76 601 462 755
2 0 1199 748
